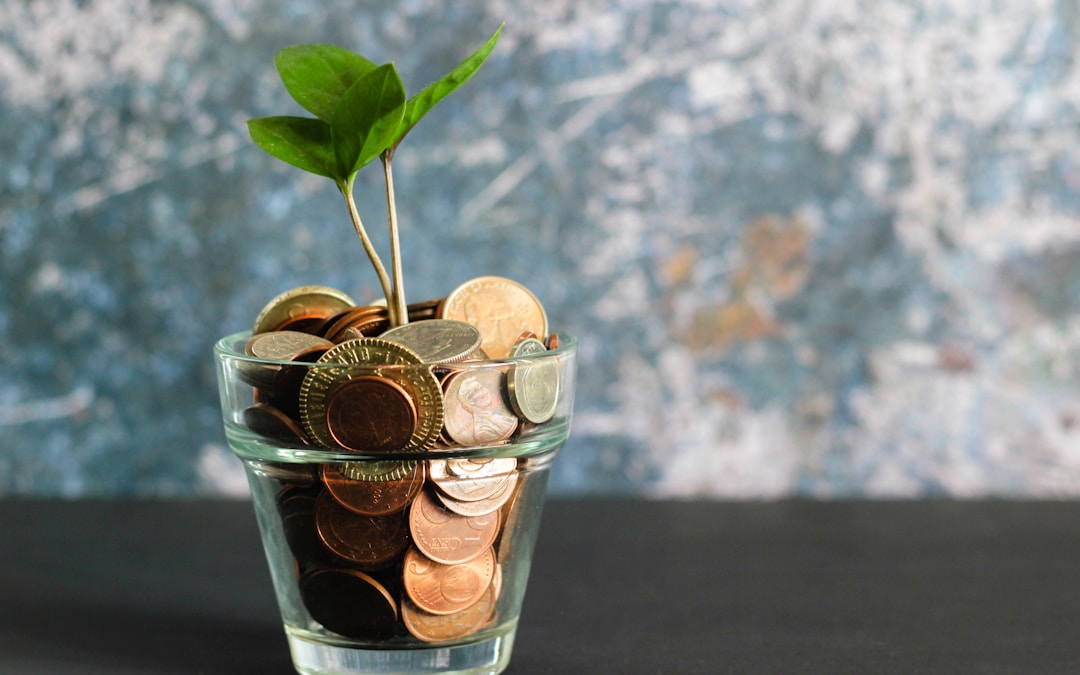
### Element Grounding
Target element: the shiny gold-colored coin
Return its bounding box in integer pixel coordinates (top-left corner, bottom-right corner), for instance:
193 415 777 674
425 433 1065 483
438 276 548 359
408 489 500 565
381 319 483 364
401 580 497 642
298 338 444 453
402 545 496 616
507 337 560 424
441 368 518 447
253 285 356 335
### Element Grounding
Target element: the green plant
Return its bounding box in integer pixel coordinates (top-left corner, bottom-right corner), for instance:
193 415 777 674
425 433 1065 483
248 25 504 326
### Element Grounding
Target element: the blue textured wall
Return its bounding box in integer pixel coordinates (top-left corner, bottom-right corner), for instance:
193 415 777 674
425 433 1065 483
2 1 1079 497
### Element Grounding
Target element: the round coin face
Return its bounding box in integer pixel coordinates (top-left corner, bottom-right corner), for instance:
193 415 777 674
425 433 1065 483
321 462 425 516
299 338 443 453
438 276 548 359
299 567 399 640
381 319 482 364
402 546 496 616
253 285 356 335
507 337 560 424
401 581 497 642
325 375 418 452
246 330 335 362
408 490 499 565
441 369 518 447
315 491 410 569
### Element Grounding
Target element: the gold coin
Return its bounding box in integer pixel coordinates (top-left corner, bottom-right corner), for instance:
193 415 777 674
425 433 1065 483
438 276 548 359
299 338 443 453
252 285 356 334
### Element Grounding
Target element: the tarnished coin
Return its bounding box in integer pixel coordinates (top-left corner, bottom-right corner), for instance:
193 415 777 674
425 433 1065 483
402 546 495 616
407 298 442 322
401 580 497 642
438 276 548 359
253 285 356 335
507 337 560 424
325 375 418 453
441 369 518 447
315 491 410 569
246 330 336 362
409 489 499 565
299 567 399 640
321 462 425 516
429 458 516 502
277 485 327 570
243 402 310 446
435 472 518 517
299 338 444 453
381 319 483 364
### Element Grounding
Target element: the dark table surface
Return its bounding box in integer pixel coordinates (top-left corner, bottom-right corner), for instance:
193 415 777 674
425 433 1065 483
1 498 1079 674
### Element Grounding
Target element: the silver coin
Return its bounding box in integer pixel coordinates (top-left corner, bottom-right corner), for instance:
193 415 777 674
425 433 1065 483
506 338 560 424
381 319 483 364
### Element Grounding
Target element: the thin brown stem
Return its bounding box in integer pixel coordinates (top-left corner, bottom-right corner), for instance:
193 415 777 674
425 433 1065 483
338 179 395 321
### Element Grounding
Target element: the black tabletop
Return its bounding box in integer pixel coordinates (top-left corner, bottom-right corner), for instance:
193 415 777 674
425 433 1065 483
1 499 1078 674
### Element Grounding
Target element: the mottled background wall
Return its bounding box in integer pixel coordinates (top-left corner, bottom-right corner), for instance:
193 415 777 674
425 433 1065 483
2 0 1080 498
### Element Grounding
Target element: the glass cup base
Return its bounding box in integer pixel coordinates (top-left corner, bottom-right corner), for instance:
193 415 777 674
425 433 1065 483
286 624 517 675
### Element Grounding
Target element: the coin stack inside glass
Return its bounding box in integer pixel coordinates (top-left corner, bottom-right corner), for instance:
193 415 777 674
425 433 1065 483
236 276 565 643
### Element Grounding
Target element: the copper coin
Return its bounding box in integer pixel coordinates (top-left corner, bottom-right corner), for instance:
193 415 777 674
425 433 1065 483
253 285 356 335
276 485 327 571
401 580 497 642
546 333 560 350
407 298 443 322
435 472 518 517
438 276 548 359
402 546 495 616
299 566 399 640
320 306 390 342
441 369 518 446
325 375 418 452
315 491 410 569
243 402 310 446
299 338 444 453
321 462 426 516
408 489 499 564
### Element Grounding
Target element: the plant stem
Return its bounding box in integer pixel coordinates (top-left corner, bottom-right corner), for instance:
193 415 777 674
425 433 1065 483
338 179 396 323
382 150 408 327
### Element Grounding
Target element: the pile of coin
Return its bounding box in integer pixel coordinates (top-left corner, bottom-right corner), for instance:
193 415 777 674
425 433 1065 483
238 276 564 643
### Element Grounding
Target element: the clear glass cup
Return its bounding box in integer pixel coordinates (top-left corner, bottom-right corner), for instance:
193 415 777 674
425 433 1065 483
214 331 577 675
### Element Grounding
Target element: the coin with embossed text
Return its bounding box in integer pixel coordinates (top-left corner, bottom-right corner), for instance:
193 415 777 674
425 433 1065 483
429 458 515 502
408 490 499 565
435 472 518 517
299 338 443 453
401 579 497 642
402 545 495 616
381 319 482 364
441 369 518 447
438 276 547 359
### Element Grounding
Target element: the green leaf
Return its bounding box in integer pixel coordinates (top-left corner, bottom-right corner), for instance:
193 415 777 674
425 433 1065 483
389 24 503 151
275 44 378 122
331 63 407 178
247 116 339 179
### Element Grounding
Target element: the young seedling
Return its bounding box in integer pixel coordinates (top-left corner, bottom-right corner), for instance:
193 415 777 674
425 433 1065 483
248 25 504 326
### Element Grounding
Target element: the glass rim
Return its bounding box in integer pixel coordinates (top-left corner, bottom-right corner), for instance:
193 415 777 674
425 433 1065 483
214 329 578 369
